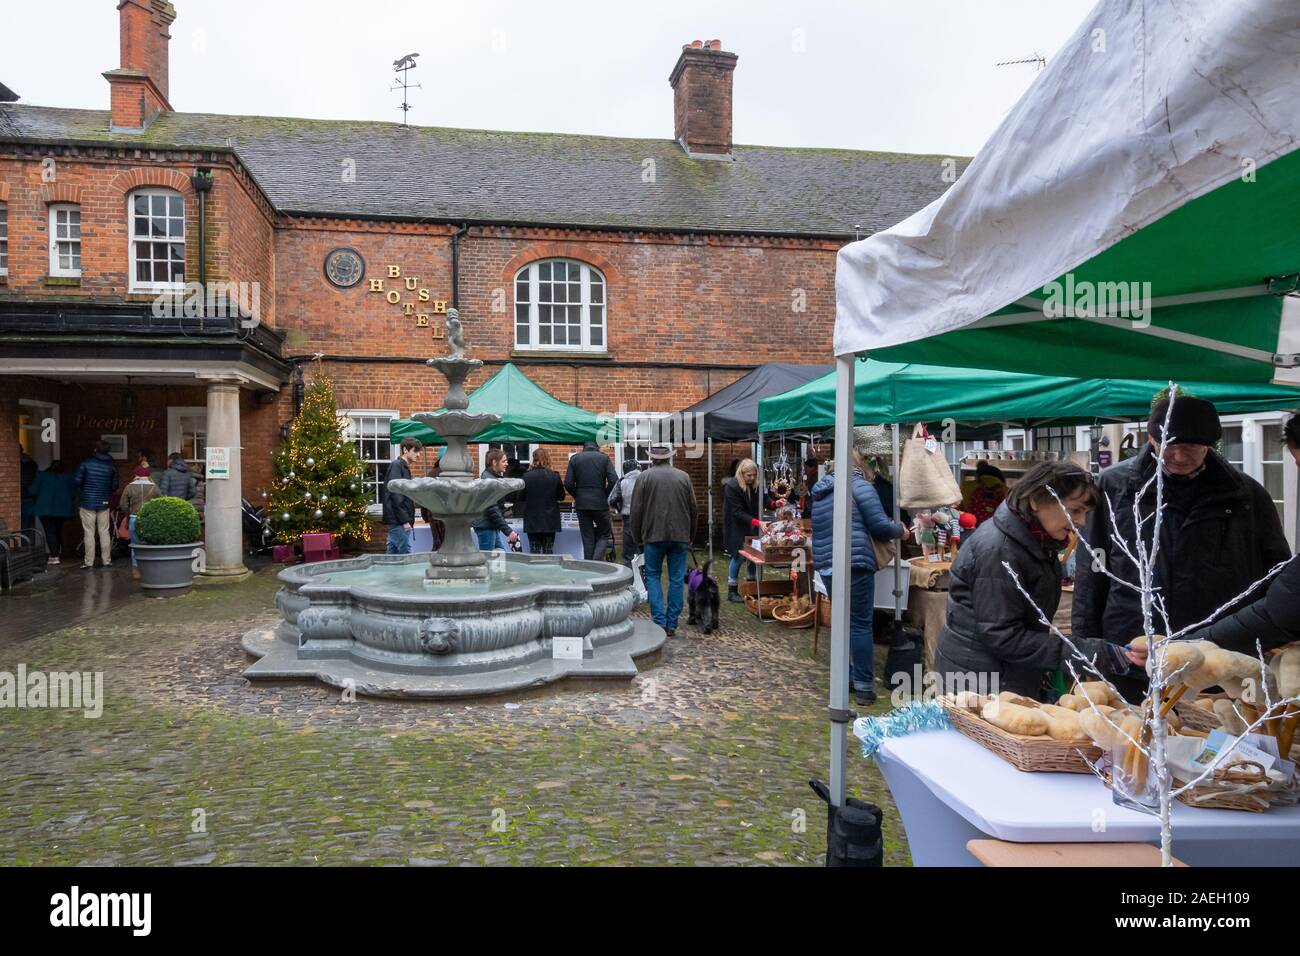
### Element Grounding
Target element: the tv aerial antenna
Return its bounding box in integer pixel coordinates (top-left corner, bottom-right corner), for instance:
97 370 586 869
391 53 421 127
995 53 1047 72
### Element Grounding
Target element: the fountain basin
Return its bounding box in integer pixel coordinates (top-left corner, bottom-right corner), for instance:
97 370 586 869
241 551 664 698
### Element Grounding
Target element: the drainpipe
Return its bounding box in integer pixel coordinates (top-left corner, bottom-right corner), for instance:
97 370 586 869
190 168 213 326
449 223 470 310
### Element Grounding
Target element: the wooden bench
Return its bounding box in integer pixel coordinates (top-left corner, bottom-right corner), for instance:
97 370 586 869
967 839 1187 867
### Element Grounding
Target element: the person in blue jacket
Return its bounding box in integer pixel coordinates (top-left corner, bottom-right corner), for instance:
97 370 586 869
74 441 120 569
28 460 78 565
811 447 908 705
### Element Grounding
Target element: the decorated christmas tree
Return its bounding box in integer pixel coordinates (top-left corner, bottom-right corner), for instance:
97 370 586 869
267 372 371 544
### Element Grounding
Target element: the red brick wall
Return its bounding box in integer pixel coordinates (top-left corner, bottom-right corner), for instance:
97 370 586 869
0 149 274 302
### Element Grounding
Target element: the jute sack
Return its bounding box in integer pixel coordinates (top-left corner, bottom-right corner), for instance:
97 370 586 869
899 423 962 509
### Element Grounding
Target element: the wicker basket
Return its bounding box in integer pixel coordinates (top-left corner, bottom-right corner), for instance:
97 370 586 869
1174 761 1276 813
773 600 816 628
941 698 1102 773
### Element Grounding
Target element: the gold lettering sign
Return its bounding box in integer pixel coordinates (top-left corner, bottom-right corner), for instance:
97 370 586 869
366 264 451 337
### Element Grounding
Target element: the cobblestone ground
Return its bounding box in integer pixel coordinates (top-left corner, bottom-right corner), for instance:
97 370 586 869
0 565 909 866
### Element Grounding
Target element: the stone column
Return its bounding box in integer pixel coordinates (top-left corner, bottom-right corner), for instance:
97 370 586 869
197 377 251 584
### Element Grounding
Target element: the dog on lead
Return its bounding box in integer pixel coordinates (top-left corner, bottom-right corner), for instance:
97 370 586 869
686 558 720 634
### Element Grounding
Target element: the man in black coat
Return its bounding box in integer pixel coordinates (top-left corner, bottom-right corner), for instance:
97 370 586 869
381 437 421 554
1073 396 1291 697
564 440 619 560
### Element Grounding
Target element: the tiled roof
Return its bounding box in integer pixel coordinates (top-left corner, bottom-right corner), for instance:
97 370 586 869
0 104 966 237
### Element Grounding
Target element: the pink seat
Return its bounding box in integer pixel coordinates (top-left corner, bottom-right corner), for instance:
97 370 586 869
301 533 339 563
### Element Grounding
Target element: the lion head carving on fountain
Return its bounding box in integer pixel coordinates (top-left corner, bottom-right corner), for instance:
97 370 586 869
418 617 461 655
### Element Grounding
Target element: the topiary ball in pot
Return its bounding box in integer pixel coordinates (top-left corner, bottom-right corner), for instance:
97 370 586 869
137 496 201 545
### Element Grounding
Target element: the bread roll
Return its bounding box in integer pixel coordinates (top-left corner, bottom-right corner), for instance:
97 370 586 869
1145 641 1204 681
1056 694 1088 711
1272 646 1300 699
996 691 1040 708
1044 710 1089 742
1076 682 1115 706
981 699 1050 736
1079 709 1142 750
951 691 986 713
1213 698 1249 735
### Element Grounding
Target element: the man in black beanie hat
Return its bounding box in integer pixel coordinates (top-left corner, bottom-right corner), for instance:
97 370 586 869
1073 391 1291 701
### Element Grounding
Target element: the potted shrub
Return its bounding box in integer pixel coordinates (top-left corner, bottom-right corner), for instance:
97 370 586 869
133 496 203 591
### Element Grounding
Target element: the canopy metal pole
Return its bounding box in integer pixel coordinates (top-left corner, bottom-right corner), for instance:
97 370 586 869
892 423 903 626
707 437 714 562
828 354 856 807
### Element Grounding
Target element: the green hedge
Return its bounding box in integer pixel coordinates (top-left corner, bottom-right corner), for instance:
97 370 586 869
136 496 201 545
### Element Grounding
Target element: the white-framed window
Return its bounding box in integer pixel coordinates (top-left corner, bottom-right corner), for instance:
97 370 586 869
168 407 207 473
1030 425 1077 457
0 203 9 276
48 204 81 277
514 259 606 351
18 399 60 468
1220 413 1293 545
339 409 399 514
129 189 185 291
615 412 670 472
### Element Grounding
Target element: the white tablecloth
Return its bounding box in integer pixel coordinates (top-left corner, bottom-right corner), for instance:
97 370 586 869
868 729 1300 866
409 524 585 560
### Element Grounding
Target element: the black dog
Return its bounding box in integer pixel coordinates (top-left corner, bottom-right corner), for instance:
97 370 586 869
687 559 721 634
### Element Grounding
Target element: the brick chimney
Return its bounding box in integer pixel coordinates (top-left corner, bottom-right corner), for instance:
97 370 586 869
669 39 737 158
104 0 176 131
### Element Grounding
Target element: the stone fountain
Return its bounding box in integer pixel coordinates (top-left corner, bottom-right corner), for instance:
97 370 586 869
241 312 664 698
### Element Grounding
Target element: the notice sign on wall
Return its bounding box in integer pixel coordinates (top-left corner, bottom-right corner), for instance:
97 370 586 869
206 446 231 480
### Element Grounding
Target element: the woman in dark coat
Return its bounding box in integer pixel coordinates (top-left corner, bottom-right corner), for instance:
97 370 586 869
934 461 1142 700
519 447 566 554
723 459 776 603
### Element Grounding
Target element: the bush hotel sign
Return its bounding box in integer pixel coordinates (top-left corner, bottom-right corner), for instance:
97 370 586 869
369 266 449 339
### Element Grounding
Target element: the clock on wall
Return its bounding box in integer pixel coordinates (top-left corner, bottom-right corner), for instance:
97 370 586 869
323 247 366 289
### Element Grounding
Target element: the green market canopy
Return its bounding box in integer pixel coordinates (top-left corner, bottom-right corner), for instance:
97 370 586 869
758 358 1300 433
833 0 1300 386
389 363 618 446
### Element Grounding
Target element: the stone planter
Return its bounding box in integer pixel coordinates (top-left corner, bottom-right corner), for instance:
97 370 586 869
133 541 203 591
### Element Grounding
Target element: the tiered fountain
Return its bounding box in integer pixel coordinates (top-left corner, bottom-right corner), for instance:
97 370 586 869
241 313 663 698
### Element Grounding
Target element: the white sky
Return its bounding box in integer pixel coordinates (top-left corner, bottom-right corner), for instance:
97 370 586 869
6 0 1096 156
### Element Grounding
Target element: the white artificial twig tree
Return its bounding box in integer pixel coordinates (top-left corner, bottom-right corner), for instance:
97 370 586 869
1002 385 1299 867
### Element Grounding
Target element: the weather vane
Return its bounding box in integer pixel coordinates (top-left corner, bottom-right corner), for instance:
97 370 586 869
391 53 421 127
995 53 1047 72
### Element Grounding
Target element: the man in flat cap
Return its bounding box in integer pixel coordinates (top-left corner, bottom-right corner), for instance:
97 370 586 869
1073 391 1290 698
629 443 697 637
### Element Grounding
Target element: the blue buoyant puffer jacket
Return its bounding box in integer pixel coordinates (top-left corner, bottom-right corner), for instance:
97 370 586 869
810 468 904 573
73 451 119 512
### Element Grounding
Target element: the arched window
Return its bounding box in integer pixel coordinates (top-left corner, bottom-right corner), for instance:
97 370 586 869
514 259 606 351
128 188 185 291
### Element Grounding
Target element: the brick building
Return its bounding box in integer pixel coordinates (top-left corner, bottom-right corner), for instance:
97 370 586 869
0 1 958 575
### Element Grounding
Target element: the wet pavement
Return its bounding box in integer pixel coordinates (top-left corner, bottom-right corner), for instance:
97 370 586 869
0 560 909 866
0 554 274 647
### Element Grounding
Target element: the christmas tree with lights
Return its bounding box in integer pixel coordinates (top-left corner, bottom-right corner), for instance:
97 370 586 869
268 372 371 544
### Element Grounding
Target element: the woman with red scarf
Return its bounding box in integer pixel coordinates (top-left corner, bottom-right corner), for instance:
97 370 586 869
934 461 1143 701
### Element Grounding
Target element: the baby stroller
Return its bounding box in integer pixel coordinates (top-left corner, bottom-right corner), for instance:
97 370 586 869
242 498 275 555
